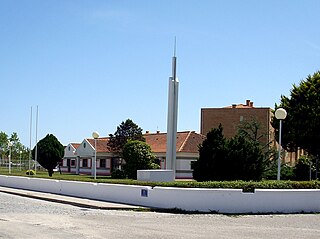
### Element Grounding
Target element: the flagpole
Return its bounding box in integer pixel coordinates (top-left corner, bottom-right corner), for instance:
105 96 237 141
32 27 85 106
29 106 32 171
34 105 39 173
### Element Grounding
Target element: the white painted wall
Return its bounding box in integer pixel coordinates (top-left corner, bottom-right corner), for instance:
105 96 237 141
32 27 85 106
176 159 191 170
75 139 94 157
64 144 77 158
1 175 319 213
137 170 174 182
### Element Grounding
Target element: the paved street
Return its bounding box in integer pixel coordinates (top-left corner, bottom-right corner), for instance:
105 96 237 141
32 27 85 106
0 191 319 239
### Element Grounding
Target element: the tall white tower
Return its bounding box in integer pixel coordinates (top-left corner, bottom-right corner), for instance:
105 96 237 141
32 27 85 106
166 42 179 179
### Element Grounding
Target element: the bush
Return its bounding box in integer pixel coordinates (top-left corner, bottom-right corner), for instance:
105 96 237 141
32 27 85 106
132 180 320 190
294 156 312 180
122 140 159 179
111 169 126 179
193 125 265 181
263 162 295 180
26 170 36 175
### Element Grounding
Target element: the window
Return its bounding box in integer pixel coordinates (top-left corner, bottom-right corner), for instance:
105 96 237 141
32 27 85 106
83 142 86 148
82 158 88 167
71 159 75 166
100 159 106 168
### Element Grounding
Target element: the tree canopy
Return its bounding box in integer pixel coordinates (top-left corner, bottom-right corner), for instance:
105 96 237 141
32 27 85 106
193 124 265 181
192 125 226 181
107 119 145 152
122 140 159 179
272 71 320 158
32 134 64 176
0 131 28 165
0 131 9 160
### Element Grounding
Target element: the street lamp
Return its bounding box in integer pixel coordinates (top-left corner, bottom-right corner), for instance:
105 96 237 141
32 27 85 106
275 108 287 180
8 141 13 174
92 131 100 180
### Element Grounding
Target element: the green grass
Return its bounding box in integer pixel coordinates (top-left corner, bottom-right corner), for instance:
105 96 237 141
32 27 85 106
0 166 319 190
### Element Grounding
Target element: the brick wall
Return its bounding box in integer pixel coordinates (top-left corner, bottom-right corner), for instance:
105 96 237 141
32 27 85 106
200 103 273 147
200 101 302 165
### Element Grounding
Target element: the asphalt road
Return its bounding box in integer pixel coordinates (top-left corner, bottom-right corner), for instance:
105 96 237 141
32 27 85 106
0 191 319 239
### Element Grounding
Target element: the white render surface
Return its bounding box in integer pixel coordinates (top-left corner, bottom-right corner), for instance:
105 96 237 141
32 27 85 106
166 77 179 174
0 175 320 213
137 170 174 182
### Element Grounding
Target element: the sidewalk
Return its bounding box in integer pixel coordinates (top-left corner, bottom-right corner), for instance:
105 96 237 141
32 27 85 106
0 186 146 210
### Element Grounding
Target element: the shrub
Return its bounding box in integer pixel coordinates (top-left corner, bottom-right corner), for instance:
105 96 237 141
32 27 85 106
111 169 126 179
263 162 295 180
122 140 159 179
193 125 265 181
26 170 36 175
294 156 312 180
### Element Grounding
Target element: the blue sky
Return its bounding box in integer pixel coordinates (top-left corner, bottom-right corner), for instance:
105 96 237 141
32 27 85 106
1 0 320 147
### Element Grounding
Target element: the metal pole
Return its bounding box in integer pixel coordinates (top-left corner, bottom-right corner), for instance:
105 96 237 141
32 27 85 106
316 157 319 180
277 119 282 180
9 146 11 174
94 138 97 180
19 151 22 171
34 105 38 173
29 106 32 171
309 160 312 181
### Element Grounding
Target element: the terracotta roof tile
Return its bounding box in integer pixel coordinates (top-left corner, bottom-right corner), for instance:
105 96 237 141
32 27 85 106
224 104 254 109
144 131 205 153
86 138 111 153
83 132 205 154
71 143 81 149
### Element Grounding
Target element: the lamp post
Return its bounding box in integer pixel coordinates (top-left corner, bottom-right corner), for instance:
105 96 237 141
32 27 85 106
92 131 100 180
275 108 287 180
8 141 13 174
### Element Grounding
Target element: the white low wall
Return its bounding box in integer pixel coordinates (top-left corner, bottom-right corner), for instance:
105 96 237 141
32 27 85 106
0 175 319 213
137 170 174 182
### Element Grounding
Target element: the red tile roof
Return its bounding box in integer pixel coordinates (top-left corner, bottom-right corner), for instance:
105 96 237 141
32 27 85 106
86 138 111 153
85 131 205 154
223 100 255 109
144 131 205 153
71 143 81 149
224 104 254 109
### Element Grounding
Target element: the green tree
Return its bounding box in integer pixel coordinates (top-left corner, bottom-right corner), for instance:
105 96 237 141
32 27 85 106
9 132 26 164
193 124 266 181
272 71 320 159
0 132 9 162
226 135 265 181
32 134 64 177
237 119 277 178
108 119 145 152
294 156 313 181
192 125 227 181
122 140 159 179
272 71 320 178
0 132 28 167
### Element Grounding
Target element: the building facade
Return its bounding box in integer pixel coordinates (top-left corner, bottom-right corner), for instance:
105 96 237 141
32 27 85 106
201 99 272 146
61 131 205 179
201 99 303 165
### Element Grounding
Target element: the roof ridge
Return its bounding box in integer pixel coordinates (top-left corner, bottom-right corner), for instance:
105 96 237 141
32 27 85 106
85 139 94 149
178 131 192 152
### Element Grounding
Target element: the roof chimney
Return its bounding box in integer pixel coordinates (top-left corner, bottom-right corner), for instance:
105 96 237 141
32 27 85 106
156 130 160 134
250 101 254 107
232 104 237 108
145 131 149 134
246 99 250 106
